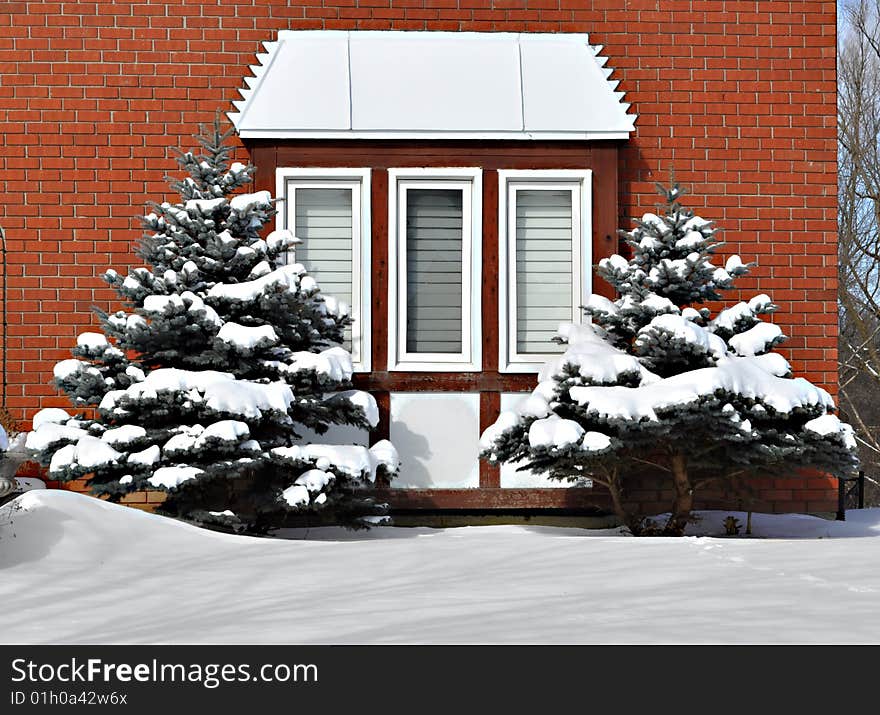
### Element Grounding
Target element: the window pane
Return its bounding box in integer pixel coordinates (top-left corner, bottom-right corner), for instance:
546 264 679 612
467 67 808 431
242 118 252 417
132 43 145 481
515 189 572 354
294 187 354 350
405 188 464 354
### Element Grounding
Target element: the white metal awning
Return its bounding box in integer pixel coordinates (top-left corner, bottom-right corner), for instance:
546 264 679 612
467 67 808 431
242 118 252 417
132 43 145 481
229 30 636 140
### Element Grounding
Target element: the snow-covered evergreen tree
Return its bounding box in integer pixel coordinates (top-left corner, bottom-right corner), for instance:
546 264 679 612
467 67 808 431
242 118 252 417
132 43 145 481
27 119 398 531
480 183 858 535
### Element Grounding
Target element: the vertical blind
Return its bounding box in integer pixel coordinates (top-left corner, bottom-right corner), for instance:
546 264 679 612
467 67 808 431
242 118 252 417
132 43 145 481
294 187 354 350
514 188 573 354
405 188 464 354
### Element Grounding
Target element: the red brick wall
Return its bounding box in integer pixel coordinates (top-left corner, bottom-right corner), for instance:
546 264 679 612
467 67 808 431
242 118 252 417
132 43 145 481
0 1 839 513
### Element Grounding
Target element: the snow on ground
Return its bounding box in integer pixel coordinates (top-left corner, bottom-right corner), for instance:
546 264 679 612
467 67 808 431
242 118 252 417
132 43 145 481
2 490 879 644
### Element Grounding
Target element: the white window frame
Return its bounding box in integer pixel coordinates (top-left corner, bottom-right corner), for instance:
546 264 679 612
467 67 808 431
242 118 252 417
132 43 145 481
388 167 482 372
498 169 592 373
275 167 372 372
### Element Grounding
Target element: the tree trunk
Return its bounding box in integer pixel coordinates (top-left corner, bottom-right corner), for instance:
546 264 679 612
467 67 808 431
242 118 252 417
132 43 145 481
603 468 644 536
665 453 693 536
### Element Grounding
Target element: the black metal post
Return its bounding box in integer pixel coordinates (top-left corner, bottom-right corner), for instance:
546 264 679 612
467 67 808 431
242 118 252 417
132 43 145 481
858 470 865 510
836 476 846 521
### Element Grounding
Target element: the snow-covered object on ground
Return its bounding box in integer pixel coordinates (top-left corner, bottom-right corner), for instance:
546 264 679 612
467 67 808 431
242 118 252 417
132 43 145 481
10 477 45 493
5 490 880 644
0 427 30 498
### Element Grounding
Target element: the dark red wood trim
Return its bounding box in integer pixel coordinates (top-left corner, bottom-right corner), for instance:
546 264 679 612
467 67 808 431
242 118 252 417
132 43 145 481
250 144 276 205
254 139 615 170
591 145 619 301
370 168 389 371
482 168 500 373
370 391 391 444
352 372 536 392
479 392 501 488
373 487 609 511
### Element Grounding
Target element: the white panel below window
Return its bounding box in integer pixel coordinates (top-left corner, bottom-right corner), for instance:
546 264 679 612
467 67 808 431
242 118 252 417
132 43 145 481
498 393 592 489
389 392 480 489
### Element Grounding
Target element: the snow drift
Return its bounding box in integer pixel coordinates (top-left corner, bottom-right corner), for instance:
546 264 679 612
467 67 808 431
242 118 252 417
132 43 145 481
2 491 880 644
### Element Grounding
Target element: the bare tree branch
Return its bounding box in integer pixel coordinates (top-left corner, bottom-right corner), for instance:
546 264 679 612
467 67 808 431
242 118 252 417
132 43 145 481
838 1 880 503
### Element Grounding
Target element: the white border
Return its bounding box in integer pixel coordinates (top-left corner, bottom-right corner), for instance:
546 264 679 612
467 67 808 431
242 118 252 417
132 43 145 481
387 167 483 372
498 169 592 373
275 167 372 372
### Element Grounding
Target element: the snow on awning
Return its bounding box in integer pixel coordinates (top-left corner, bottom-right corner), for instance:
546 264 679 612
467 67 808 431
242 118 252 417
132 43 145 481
229 30 636 141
